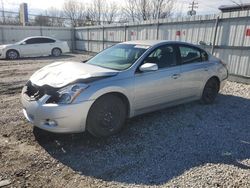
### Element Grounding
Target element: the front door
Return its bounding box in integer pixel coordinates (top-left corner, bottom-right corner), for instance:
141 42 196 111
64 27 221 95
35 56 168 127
19 38 41 56
134 44 182 113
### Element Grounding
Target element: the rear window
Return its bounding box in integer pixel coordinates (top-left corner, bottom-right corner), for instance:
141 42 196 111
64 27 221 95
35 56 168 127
179 45 208 64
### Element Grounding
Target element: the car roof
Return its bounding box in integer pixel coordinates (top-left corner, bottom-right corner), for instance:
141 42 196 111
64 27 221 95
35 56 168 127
23 36 58 41
122 40 200 48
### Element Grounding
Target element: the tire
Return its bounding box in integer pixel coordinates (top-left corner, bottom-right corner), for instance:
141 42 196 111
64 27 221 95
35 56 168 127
201 78 219 104
86 94 127 137
51 48 62 57
6 50 19 60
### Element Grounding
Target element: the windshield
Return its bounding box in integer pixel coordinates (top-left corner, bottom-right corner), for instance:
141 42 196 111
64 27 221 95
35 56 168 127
86 44 149 70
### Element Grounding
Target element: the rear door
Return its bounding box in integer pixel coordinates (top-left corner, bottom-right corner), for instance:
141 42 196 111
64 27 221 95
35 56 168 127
134 44 183 112
39 37 56 55
177 44 210 98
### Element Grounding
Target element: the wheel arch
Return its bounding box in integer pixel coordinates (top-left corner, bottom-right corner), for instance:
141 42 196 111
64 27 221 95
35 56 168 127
207 76 220 91
89 90 131 118
199 75 221 97
52 47 62 52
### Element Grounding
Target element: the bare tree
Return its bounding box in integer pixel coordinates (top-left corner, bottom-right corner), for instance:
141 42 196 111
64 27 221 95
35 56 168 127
137 0 151 21
87 0 103 25
103 3 118 24
63 0 86 27
47 7 64 27
123 0 174 22
123 0 138 22
151 0 173 19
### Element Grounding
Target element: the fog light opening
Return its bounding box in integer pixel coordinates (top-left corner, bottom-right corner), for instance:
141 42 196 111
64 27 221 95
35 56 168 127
44 119 57 127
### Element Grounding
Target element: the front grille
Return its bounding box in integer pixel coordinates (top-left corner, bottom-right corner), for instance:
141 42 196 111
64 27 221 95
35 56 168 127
24 81 45 100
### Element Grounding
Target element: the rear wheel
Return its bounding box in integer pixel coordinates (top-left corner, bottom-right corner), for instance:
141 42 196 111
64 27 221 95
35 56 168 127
6 50 19 60
86 94 127 137
201 78 219 104
51 48 62 57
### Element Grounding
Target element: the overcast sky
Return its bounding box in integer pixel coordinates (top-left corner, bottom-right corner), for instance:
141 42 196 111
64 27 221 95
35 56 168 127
2 0 250 15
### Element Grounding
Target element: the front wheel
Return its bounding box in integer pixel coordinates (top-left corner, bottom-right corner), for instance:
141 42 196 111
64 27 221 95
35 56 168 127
201 78 219 104
6 50 19 60
86 94 127 137
51 48 62 57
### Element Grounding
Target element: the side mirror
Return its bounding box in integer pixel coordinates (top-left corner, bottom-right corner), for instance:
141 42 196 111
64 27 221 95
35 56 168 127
21 42 26 45
139 63 158 72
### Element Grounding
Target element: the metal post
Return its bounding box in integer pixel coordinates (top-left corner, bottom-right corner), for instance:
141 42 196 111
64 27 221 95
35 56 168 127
71 28 75 52
124 24 127 41
156 20 160 40
211 16 220 55
136 24 139 40
102 26 105 50
156 0 160 40
0 26 4 44
40 27 43 36
87 28 90 52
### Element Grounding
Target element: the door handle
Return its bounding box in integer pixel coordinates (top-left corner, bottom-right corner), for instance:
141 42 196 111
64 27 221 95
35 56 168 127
171 74 180 79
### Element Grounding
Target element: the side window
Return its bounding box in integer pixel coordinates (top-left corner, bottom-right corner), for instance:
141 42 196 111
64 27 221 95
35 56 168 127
25 38 40 44
144 45 177 69
179 46 202 64
41 38 56 43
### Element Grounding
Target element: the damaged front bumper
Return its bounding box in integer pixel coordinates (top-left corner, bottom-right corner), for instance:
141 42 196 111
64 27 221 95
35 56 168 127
21 84 94 133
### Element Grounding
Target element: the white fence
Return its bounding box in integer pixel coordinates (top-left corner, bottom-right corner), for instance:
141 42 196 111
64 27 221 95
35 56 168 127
75 11 250 79
0 12 249 80
0 25 74 50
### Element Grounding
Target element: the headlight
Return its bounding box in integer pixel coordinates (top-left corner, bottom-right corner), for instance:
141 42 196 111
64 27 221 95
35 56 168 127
56 83 88 104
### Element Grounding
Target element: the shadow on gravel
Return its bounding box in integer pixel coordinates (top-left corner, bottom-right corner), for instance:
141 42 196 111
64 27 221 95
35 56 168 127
34 94 250 185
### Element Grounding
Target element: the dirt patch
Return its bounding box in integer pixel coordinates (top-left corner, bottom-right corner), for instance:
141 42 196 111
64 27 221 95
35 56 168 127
0 54 250 187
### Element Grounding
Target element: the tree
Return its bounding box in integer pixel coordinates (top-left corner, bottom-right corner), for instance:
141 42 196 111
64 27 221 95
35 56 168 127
47 7 64 27
123 0 137 22
103 3 118 24
123 0 174 22
63 0 86 27
87 0 118 25
87 0 103 25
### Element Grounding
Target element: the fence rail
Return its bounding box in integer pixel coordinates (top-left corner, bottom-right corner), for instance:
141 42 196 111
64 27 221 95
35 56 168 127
0 11 249 81
75 10 250 78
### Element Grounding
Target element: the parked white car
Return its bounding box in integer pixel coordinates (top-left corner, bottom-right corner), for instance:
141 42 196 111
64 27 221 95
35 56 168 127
0 36 70 59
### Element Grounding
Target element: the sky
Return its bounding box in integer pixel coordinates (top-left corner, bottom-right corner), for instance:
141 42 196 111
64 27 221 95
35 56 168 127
2 0 250 16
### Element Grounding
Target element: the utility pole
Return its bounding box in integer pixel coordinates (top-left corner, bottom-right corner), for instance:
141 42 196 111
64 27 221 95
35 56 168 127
0 0 5 24
187 1 198 16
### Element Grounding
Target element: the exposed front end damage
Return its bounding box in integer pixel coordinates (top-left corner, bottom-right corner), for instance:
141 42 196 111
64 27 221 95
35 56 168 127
21 61 118 133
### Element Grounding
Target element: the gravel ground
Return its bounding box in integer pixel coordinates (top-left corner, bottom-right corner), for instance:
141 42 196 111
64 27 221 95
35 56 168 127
0 54 249 188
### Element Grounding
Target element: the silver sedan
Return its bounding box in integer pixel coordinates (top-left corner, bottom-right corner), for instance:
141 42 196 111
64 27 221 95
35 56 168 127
21 40 228 137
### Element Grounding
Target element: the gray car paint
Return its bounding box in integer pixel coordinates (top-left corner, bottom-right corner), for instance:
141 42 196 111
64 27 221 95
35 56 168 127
21 40 228 133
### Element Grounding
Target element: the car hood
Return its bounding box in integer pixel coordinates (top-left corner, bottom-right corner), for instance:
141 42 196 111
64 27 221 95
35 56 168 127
0 44 13 49
30 61 119 88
